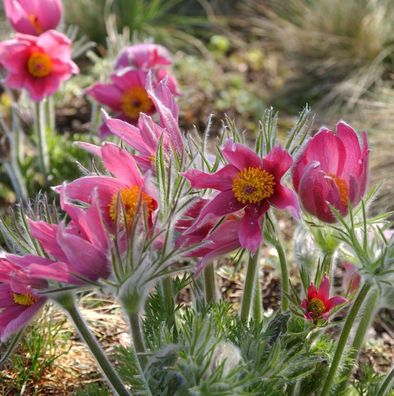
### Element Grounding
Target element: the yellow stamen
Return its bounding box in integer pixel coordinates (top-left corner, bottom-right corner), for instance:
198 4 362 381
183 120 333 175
307 297 326 319
120 87 154 120
27 52 53 78
13 293 38 306
328 174 349 207
28 14 43 34
109 186 155 226
232 167 276 204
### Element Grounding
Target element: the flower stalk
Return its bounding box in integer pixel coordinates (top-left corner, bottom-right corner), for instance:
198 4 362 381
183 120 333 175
204 263 217 304
320 282 372 396
252 275 263 323
35 101 49 184
128 312 148 370
240 250 260 322
54 292 130 396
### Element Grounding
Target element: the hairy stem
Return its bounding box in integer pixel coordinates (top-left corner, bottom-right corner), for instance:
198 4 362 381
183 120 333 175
377 365 394 396
55 292 129 396
128 312 148 370
204 263 217 304
320 282 371 396
274 238 290 311
252 274 263 323
240 250 260 322
161 276 175 328
35 101 49 184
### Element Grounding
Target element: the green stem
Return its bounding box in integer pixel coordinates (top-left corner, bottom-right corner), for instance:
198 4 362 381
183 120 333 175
35 101 49 184
240 250 260 322
337 288 379 393
377 366 394 396
128 313 148 370
47 96 55 134
204 263 217 304
55 292 129 396
252 275 263 323
274 239 289 311
320 282 372 396
161 276 175 328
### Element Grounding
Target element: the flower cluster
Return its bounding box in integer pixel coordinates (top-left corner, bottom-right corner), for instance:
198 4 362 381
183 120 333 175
0 0 78 101
86 43 179 137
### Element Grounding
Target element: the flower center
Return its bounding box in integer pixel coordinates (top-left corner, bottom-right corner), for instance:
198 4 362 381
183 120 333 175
28 14 43 34
109 186 155 226
307 297 326 319
328 174 349 207
13 293 38 306
120 87 154 120
27 52 53 78
232 167 276 204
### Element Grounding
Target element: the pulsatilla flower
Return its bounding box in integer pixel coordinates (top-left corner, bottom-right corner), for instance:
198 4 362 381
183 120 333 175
4 0 63 35
56 143 157 231
342 262 361 294
86 69 155 137
176 199 241 275
292 121 369 223
183 140 299 253
114 43 179 95
0 254 68 341
104 80 183 170
301 275 347 321
0 30 78 101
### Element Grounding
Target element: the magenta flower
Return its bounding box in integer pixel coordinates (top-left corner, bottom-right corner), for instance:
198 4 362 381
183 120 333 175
0 30 78 101
0 254 68 341
28 190 111 284
300 275 347 321
4 0 63 35
176 199 241 276
104 80 184 170
183 140 299 253
56 143 158 230
292 121 369 223
86 69 155 137
114 43 179 95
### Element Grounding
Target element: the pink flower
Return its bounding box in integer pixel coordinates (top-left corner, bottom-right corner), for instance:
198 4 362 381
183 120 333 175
55 143 158 231
0 254 68 341
176 199 241 276
4 0 63 35
114 43 179 95
0 30 78 101
300 275 347 321
86 69 155 137
183 140 299 253
28 190 111 284
103 79 184 170
292 121 369 223
342 262 361 294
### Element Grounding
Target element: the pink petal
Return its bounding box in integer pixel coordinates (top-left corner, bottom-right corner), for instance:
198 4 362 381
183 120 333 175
86 83 123 111
222 140 262 170
326 296 347 310
101 143 143 187
238 203 269 253
36 30 71 62
268 184 300 219
307 283 318 300
317 275 330 302
28 262 69 282
183 165 239 191
262 145 293 181
111 68 146 90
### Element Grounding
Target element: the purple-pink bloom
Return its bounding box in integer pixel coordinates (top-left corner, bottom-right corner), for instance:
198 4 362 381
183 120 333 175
0 254 68 341
183 140 299 253
86 69 155 137
0 30 78 101
4 0 63 35
300 275 347 321
292 121 369 223
114 43 179 95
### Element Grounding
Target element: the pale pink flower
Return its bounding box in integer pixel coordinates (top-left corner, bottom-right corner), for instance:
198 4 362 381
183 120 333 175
0 30 78 101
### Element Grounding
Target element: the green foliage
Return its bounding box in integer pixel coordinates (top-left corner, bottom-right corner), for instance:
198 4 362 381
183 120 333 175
74 383 111 396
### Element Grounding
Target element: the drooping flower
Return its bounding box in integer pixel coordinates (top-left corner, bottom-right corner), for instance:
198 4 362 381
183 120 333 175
4 0 63 35
0 254 68 341
292 121 369 223
55 143 158 231
114 43 179 95
300 275 347 321
0 30 79 101
86 69 155 137
176 199 241 276
342 262 361 294
183 140 299 253
28 189 111 284
103 79 184 170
